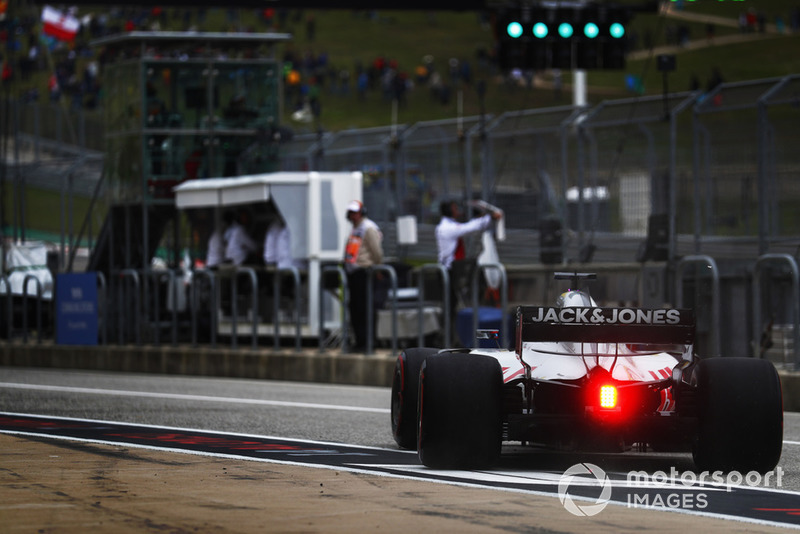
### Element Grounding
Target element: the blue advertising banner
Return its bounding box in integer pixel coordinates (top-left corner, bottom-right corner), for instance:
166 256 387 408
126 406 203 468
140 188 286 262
56 272 98 345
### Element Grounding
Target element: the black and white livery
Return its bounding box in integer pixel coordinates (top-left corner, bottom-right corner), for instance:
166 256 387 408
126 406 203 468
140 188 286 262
391 272 783 471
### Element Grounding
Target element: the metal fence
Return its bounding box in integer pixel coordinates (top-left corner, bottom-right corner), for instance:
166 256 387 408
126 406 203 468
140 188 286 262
4 75 800 362
279 74 800 260
8 74 800 253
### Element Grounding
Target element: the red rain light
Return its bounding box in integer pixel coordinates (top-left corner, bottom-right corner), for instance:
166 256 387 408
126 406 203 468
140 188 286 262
599 385 618 409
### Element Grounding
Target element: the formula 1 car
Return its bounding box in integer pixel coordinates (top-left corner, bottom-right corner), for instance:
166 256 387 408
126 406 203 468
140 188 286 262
391 272 783 472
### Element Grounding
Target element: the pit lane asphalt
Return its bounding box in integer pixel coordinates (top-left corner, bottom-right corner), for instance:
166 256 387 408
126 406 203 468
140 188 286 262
2 368 800 532
6 433 794 533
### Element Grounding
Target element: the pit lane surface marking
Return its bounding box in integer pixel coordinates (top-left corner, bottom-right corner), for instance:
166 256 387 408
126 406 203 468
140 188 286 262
0 382 389 414
1 412 799 530
4 381 799 446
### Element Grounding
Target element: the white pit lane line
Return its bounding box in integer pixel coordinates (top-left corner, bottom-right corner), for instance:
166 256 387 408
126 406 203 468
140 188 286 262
4 382 799 444
2 412 799 531
0 382 390 414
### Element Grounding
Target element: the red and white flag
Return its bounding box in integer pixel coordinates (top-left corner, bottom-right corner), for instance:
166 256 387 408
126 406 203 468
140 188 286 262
41 5 79 42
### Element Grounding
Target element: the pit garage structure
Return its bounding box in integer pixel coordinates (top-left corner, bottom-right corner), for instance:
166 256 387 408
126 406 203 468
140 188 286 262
172 171 363 342
83 31 289 341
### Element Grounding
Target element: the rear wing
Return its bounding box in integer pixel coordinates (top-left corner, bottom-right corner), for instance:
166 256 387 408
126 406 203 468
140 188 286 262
516 306 695 349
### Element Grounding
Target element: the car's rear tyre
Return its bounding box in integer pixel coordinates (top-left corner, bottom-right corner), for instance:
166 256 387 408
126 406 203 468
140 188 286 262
418 353 503 469
391 348 439 450
693 357 783 473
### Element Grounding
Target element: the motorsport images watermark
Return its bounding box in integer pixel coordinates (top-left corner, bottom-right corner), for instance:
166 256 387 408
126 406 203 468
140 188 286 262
557 463 785 516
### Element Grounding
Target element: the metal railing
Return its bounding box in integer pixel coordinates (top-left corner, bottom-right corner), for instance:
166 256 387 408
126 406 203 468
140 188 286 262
367 264 398 356
21 275 43 344
416 263 450 348
3 256 800 367
116 269 141 345
0 276 10 340
753 253 800 369
470 263 508 348
230 266 259 351
191 268 217 348
319 264 349 353
142 268 178 346
273 266 302 352
97 271 107 346
675 255 720 358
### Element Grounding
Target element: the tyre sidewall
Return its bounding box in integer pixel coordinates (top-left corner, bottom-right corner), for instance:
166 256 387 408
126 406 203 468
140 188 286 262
693 357 783 473
391 347 439 449
418 352 503 469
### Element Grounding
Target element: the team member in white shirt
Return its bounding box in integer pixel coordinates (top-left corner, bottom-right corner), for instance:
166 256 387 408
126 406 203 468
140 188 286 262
436 200 502 344
436 200 501 269
223 210 257 265
206 228 224 268
263 218 307 305
263 219 294 270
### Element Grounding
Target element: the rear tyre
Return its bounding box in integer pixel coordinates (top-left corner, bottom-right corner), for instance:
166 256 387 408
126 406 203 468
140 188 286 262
693 357 783 473
418 353 503 469
391 348 439 450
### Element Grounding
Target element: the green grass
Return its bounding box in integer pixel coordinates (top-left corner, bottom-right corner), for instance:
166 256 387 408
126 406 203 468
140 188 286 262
589 32 800 95
659 0 797 19
3 4 799 243
5 5 798 132
273 6 800 130
2 184 98 239
277 10 520 130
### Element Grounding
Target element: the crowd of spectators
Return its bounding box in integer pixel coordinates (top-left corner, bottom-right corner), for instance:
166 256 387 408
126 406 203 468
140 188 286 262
2 5 799 117
1 6 490 119
282 46 481 121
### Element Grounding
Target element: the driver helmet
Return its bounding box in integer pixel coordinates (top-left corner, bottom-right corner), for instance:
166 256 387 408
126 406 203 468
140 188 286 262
556 290 598 309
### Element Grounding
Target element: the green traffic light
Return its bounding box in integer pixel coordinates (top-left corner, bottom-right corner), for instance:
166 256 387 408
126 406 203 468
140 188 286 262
507 21 523 38
610 22 625 38
558 22 573 38
584 22 599 38
533 22 548 38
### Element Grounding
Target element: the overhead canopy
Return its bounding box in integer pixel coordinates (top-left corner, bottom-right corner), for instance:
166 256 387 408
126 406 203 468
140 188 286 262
173 173 314 209
173 171 363 261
